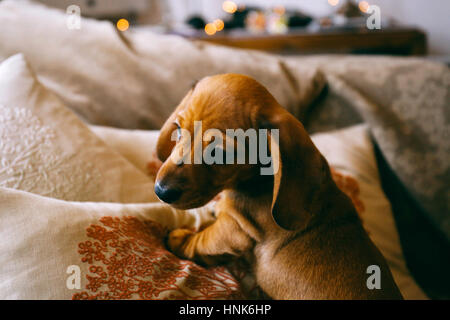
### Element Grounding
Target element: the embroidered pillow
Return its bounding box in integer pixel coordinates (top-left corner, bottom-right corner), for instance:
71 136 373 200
0 187 243 300
0 54 157 203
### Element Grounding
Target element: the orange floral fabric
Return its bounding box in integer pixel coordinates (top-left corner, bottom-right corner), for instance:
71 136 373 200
73 216 243 300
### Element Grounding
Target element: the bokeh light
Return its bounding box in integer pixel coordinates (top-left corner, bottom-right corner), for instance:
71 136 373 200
359 1 370 13
222 1 237 14
328 0 340 6
205 23 217 35
214 19 225 31
273 6 286 16
116 18 129 31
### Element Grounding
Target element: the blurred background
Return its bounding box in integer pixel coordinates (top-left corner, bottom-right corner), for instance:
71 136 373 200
37 0 450 59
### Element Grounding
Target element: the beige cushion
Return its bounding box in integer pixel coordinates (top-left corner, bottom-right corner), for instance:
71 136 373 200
0 53 157 203
0 187 242 300
0 0 325 129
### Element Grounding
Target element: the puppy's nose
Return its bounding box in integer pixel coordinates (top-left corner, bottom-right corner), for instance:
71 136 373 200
154 182 182 204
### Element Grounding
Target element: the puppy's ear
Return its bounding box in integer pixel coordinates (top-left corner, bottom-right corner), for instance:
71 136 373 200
261 110 313 231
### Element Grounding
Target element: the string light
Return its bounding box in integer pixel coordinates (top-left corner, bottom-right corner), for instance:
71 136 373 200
205 23 217 35
214 19 225 31
273 6 286 15
222 1 237 14
359 1 370 13
116 18 129 31
328 0 340 6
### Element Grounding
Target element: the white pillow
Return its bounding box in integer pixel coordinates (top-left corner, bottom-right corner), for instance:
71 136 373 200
0 187 244 300
89 124 428 300
0 0 325 129
0 54 157 203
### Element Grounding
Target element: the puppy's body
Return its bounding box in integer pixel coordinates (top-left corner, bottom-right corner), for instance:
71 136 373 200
204 168 401 299
155 74 403 300
227 190 400 300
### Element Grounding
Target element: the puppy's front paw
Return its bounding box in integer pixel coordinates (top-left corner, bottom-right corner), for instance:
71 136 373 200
167 228 194 258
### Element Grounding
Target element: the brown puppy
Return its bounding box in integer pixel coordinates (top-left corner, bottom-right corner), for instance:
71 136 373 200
155 74 403 300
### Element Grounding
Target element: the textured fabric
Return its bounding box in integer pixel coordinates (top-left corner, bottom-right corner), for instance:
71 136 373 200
0 54 157 203
0 187 243 300
0 0 325 129
293 55 450 240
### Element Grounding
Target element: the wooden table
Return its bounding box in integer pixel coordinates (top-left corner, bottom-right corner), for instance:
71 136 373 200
179 26 427 56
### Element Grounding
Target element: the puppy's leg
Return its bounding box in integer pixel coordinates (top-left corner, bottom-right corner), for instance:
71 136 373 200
168 211 253 266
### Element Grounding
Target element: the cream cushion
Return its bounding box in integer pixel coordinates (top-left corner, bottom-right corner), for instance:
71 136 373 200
0 54 157 203
0 187 239 300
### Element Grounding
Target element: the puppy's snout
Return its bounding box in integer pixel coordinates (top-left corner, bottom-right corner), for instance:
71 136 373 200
155 182 182 204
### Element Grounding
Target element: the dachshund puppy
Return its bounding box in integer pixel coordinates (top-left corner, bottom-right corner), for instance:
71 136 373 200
155 74 403 299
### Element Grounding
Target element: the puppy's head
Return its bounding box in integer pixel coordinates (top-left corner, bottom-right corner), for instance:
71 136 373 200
155 74 274 208
155 74 320 231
